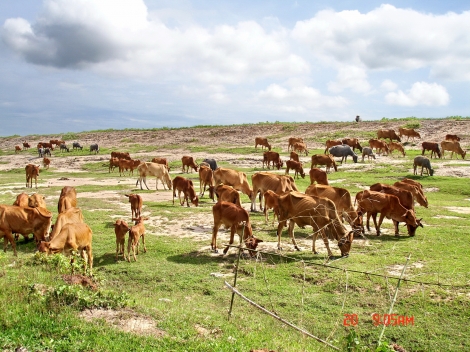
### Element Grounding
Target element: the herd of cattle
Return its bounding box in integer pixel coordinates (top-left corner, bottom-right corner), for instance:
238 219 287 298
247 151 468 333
1 127 465 272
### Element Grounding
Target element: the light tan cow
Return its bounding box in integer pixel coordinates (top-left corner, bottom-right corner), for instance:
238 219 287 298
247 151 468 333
58 186 77 214
377 129 401 142
198 165 215 199
394 181 428 208
369 139 389 155
136 162 172 190
255 137 271 151
288 137 304 152
215 184 241 207
127 217 148 262
114 219 129 261
441 140 466 159
50 207 84 240
25 164 40 189
398 128 421 142
251 172 298 212
311 154 337 172
263 190 280 225
324 140 342 154
213 168 252 199
388 142 406 157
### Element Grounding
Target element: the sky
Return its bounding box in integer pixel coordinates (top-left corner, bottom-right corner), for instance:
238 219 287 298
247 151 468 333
1 0 469 136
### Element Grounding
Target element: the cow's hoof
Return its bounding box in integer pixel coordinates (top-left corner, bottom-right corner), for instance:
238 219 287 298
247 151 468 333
295 247 301 251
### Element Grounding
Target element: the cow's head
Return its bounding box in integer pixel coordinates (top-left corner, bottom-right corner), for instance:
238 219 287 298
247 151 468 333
192 196 199 207
429 168 434 176
244 236 263 256
407 218 423 236
338 231 354 256
38 241 51 254
352 154 358 163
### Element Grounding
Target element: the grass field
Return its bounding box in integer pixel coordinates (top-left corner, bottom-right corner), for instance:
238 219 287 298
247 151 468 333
1 120 469 351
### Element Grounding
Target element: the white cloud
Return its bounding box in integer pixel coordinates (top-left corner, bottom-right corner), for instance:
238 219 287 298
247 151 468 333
385 82 449 106
380 79 397 91
327 66 371 93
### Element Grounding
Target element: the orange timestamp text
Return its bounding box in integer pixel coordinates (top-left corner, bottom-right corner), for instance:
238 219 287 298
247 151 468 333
343 313 414 326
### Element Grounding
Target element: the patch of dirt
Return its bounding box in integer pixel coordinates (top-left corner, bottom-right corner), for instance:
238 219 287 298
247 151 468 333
62 274 98 290
445 206 470 214
387 261 425 276
80 308 166 337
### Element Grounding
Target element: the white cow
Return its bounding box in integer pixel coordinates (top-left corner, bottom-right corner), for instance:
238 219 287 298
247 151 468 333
136 162 172 190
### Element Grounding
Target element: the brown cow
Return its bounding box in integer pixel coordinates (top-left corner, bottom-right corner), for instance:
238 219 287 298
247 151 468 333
151 157 170 171
136 162 172 190
309 167 329 185
182 156 198 173
445 134 460 142
394 181 428 208
255 137 271 151
342 138 363 152
109 157 120 173
22 142 31 149
276 191 354 256
11 193 47 241
288 137 304 152
127 217 148 262
13 193 29 207
305 184 362 230
15 145 21 153
50 207 84 240
289 151 299 162
251 172 298 212
211 201 262 255
111 151 131 160
172 176 199 207
263 151 283 170
58 186 77 214
398 128 421 142
285 160 305 179
215 184 241 207
40 142 54 150
293 142 308 156
355 190 422 236
119 159 141 176
213 168 252 200
0 206 52 253
125 194 143 217
377 129 401 142
369 139 389 155
38 222 93 274
199 165 215 200
441 140 466 159
43 157 51 169
388 142 406 157
421 141 441 158
25 164 40 189
324 140 342 154
114 219 129 261
263 190 280 225
311 154 337 172
28 193 47 209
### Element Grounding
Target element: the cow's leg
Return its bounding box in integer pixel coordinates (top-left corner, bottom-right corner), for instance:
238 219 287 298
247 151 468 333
211 222 221 252
126 239 132 262
276 220 286 250
116 238 119 260
393 220 400 236
320 230 333 257
141 234 146 253
288 220 300 251
223 225 237 255
376 213 388 236
371 213 380 236
366 212 372 232
1 230 17 256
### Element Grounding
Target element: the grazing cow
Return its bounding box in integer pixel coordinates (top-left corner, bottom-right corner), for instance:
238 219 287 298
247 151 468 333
324 140 342 154
202 158 218 171
37 147 45 158
127 217 148 262
394 181 428 208
181 156 198 173
59 143 70 152
58 186 77 214
151 157 170 171
362 147 376 162
305 184 362 230
329 145 358 164
377 129 401 142
388 142 406 157
90 144 99 154
413 156 434 176
43 148 52 157
211 201 262 255
263 190 280 225
136 162 172 190
342 138 363 152
214 168 253 199
441 140 466 159
28 193 47 209
72 142 83 151
25 164 40 189
114 219 129 261
263 151 283 170
289 151 299 162
15 145 21 153
50 139 65 147
355 190 422 236
369 139 389 155
400 178 424 191
421 142 441 159
288 137 304 152
22 142 31 150
251 172 298 212
38 222 93 274
398 128 421 142
0 205 52 253
255 137 272 151
311 154 337 172
199 165 215 200
276 191 354 256
125 193 143 217
119 159 142 176
285 160 305 179
111 151 131 160
50 207 84 240
293 142 309 156
309 168 329 185
43 157 50 169
109 157 120 173
13 193 29 207
215 184 241 207
172 176 199 207
40 142 54 150
445 134 460 142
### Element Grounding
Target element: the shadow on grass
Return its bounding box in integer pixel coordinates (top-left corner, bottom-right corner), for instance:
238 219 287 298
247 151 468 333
166 251 226 265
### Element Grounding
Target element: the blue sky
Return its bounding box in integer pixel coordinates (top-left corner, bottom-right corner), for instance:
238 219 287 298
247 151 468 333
1 0 469 136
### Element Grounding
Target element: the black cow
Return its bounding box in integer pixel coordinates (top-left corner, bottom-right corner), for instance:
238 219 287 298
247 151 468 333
90 144 99 154
203 158 218 171
59 143 70 152
72 142 83 150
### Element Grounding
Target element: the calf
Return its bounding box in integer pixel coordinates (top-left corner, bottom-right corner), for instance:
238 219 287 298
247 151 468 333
90 144 99 154
215 184 241 207
255 137 271 151
289 151 299 162
361 147 376 162
15 145 21 154
114 219 129 261
388 142 406 157
172 176 199 207
125 194 143 218
181 156 198 173
394 181 428 208
43 148 52 157
285 160 305 179
421 142 441 158
109 157 120 173
445 134 460 142
263 190 280 225
293 142 308 156
311 154 337 172
369 139 389 155
199 165 215 200
288 137 304 152
59 143 70 152
309 168 329 185
127 217 148 262
441 140 466 159
211 201 262 255
111 151 131 160
25 164 40 189
43 157 50 169
263 151 283 170
119 159 141 176
413 156 434 176
22 142 31 150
